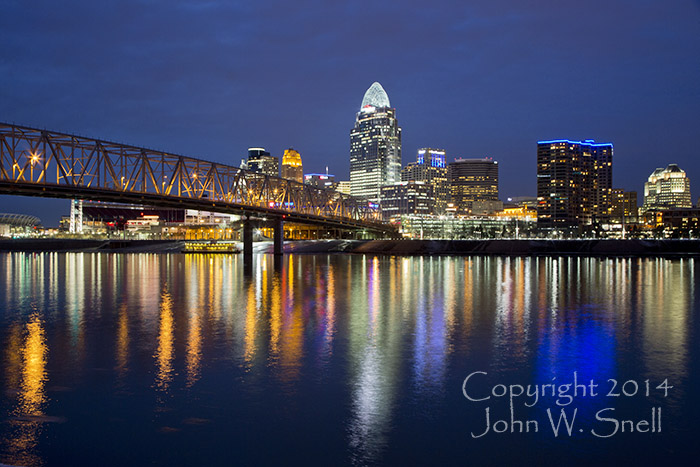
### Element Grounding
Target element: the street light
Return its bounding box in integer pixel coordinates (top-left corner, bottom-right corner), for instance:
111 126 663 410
29 151 41 180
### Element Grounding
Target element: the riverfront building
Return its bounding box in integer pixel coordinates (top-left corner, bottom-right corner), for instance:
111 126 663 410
350 82 402 203
536 139 613 228
380 181 434 220
447 158 499 215
397 214 537 239
642 164 692 211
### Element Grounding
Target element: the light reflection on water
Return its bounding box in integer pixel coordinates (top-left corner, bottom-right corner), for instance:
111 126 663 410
155 290 175 392
3 313 48 466
0 252 698 465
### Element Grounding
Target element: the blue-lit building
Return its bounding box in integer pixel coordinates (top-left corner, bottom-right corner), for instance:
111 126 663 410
401 148 448 214
536 139 613 228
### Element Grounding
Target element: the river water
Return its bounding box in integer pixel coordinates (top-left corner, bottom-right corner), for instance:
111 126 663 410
0 252 698 465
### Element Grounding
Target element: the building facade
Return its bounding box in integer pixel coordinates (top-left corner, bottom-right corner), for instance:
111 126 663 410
611 189 638 222
350 82 402 203
247 148 279 177
447 158 499 215
379 181 434 220
304 173 336 190
536 139 613 228
471 200 504 216
281 148 303 183
336 181 351 195
642 164 692 211
402 148 449 214
397 214 537 239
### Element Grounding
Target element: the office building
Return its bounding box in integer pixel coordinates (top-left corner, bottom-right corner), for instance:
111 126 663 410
350 82 402 203
336 181 351 195
379 181 434 220
611 189 638 222
447 158 499 215
642 164 692 211
281 148 303 183
247 147 279 177
402 148 449 214
536 139 613 228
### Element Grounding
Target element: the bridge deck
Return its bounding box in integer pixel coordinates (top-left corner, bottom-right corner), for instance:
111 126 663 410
0 122 394 233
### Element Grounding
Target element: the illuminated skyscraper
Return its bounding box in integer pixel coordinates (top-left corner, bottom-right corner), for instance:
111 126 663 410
281 148 303 183
536 139 613 227
402 148 448 214
643 164 692 211
350 82 402 203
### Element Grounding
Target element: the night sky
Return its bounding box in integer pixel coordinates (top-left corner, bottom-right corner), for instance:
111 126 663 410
1 0 699 226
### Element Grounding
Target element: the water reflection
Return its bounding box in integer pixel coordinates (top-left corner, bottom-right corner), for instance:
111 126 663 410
640 259 691 408
20 314 48 414
2 313 48 466
412 258 451 396
0 253 697 465
348 256 401 463
154 290 175 392
116 304 129 382
186 302 202 388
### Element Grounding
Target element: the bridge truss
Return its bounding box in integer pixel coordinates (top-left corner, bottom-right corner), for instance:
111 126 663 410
0 122 391 233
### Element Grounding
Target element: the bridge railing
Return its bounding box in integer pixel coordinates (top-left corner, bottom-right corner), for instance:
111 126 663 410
0 123 382 225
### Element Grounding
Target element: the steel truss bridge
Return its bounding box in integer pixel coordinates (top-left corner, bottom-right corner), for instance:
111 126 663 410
0 122 394 252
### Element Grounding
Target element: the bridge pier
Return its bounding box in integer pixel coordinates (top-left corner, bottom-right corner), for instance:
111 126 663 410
243 218 253 258
273 218 284 255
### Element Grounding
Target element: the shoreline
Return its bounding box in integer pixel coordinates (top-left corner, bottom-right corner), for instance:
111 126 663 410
1 238 700 257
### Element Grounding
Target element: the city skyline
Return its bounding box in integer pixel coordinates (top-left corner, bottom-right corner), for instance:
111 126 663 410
1 1 699 225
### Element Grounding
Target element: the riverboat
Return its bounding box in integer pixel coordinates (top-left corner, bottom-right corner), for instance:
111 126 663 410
182 241 240 254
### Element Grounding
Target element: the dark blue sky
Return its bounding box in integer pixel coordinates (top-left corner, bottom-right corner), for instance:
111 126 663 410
2 0 699 226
